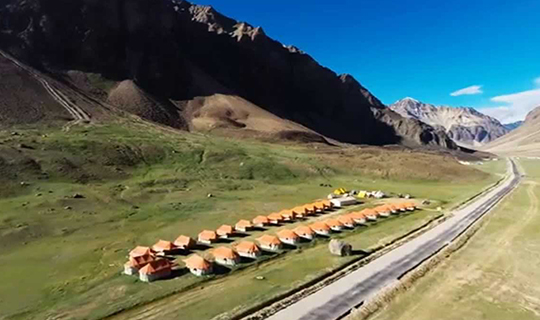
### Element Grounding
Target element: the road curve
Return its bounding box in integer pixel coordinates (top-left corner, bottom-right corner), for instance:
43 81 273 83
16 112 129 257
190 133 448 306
266 159 521 320
0 49 90 121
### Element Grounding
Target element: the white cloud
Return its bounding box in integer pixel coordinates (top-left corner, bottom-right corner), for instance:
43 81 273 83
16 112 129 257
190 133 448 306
480 88 540 123
450 85 483 97
535 77 540 87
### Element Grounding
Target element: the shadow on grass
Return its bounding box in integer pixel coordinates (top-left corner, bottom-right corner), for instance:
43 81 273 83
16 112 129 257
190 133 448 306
193 244 212 251
232 233 249 238
217 238 234 244
260 250 278 257
213 264 232 275
252 226 268 232
281 243 298 250
351 249 369 256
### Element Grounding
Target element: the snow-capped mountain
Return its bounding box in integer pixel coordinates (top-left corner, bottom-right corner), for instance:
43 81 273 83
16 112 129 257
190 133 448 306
389 98 510 146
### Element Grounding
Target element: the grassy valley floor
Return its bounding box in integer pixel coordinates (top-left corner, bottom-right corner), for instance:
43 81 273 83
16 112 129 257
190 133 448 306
0 120 497 319
365 159 540 320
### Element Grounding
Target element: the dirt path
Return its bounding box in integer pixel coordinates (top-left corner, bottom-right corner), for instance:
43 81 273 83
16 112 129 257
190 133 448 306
0 49 91 121
380 180 538 320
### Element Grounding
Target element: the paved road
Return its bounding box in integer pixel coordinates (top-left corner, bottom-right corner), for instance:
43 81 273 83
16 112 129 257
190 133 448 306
267 159 521 320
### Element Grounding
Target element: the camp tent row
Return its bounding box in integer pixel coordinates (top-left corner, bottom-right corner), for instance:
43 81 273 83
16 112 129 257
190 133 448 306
124 200 416 281
182 202 417 276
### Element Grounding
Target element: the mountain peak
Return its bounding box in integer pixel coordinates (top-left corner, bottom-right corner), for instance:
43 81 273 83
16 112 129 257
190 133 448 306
389 99 510 146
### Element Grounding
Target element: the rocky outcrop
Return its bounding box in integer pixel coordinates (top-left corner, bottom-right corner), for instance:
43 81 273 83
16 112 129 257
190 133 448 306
390 98 509 146
0 0 455 148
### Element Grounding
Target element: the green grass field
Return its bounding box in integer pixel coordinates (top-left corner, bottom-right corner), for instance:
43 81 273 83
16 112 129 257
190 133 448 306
0 120 498 319
365 159 540 320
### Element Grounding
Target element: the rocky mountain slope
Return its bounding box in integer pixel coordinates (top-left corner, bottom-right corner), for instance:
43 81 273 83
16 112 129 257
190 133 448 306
390 98 509 146
483 106 540 156
0 0 456 148
503 121 523 131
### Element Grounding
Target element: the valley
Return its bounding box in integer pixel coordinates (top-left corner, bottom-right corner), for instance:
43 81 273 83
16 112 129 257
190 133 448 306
0 121 495 320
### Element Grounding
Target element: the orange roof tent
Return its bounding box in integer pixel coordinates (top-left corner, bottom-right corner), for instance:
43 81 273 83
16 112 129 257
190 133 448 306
198 230 218 244
294 225 315 239
235 241 261 258
253 215 270 226
174 235 196 250
216 225 235 238
363 208 378 220
280 210 297 221
129 246 155 258
235 220 253 232
257 234 282 251
277 229 300 245
184 255 213 276
338 215 356 227
309 221 331 235
138 259 173 282
325 219 344 231
268 212 284 224
211 247 240 266
152 240 177 253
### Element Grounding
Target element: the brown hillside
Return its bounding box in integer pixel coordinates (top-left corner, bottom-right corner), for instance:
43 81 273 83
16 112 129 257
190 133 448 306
483 106 540 156
0 54 71 126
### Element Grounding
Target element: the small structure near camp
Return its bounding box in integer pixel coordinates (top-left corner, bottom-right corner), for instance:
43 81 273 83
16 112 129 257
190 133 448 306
152 240 178 255
138 259 173 282
253 215 270 227
338 215 356 228
277 229 300 246
280 210 297 221
216 225 235 239
291 207 307 218
184 255 213 276
330 196 358 208
320 200 333 210
309 221 331 236
129 246 155 258
174 235 196 250
268 213 284 225
325 219 344 232
198 230 218 245
124 253 156 275
235 241 261 259
349 212 367 224
405 202 417 211
388 204 399 214
374 206 391 218
235 220 253 232
396 203 408 212
363 209 378 221
294 225 315 240
257 235 282 252
212 247 240 266
329 239 352 257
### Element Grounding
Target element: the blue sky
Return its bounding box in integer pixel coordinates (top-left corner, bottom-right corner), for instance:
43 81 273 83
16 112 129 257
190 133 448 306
197 0 540 123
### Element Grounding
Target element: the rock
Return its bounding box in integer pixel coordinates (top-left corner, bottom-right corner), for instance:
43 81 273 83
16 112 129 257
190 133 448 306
64 206 72 210
422 200 431 205
255 276 265 280
207 193 213 198
18 143 34 150
35 193 42 197
20 181 29 187
329 240 352 257
73 193 85 199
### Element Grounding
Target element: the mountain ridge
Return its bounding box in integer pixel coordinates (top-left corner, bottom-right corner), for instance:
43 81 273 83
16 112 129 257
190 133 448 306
0 0 457 149
389 98 509 146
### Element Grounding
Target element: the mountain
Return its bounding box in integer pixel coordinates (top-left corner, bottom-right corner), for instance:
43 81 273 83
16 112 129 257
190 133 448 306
0 0 456 149
389 98 509 146
503 121 523 131
483 106 540 156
